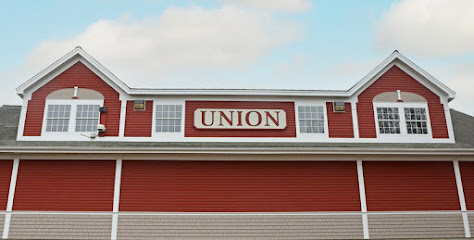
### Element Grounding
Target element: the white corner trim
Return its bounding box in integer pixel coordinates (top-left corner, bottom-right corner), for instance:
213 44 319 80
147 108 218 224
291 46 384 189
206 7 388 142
119 100 127 137
3 159 20 239
356 160 369 239
16 100 29 141
453 160 471 238
351 102 359 138
111 159 122 240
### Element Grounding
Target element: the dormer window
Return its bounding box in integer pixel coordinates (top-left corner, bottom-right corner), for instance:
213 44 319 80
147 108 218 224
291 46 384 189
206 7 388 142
373 91 431 138
42 88 104 135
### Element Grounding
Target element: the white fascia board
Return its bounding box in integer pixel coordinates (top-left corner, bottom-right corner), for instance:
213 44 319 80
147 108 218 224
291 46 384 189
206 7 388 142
0 146 473 155
16 47 131 98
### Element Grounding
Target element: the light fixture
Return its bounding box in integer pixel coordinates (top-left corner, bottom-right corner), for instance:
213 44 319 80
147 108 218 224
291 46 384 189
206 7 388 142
134 100 146 111
333 102 345 112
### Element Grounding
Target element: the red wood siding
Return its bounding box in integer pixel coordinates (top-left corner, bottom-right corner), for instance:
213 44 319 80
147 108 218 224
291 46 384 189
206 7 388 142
13 160 115 211
364 161 459 211
459 162 474 210
124 100 153 137
0 160 13 210
23 62 121 136
357 66 449 138
120 161 361 212
326 102 354 138
185 101 296 137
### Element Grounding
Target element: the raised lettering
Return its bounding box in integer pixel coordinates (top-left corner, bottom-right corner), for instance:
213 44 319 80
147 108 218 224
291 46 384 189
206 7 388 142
201 110 215 126
245 111 262 127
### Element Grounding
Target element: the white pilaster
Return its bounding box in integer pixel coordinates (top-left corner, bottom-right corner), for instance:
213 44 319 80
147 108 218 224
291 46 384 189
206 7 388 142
111 159 123 240
357 160 369 239
453 160 471 238
3 159 20 239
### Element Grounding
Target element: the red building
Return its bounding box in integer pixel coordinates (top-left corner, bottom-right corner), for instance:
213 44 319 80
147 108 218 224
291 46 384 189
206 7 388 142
0 47 473 239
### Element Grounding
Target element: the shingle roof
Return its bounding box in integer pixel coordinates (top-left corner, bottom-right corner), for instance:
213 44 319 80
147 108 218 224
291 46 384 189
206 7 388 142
0 105 473 151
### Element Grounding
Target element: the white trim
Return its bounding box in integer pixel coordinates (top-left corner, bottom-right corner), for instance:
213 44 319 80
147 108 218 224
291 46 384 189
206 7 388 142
357 161 369 239
111 159 122 240
113 159 122 212
16 100 29 140
443 98 456 140
0 210 470 215
118 100 127 137
351 102 359 138
1 147 473 155
453 160 471 238
3 159 19 239
16 48 455 100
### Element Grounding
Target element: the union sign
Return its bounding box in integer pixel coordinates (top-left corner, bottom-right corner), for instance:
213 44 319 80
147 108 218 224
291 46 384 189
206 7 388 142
194 108 287 130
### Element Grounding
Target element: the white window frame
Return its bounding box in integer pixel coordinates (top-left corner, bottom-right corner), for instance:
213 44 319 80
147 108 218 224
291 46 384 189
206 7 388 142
42 99 104 136
294 101 329 139
373 102 433 141
152 100 185 139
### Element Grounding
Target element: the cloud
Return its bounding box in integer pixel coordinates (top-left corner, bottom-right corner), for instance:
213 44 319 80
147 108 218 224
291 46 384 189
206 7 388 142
220 0 312 12
374 0 474 57
18 5 303 88
432 61 474 116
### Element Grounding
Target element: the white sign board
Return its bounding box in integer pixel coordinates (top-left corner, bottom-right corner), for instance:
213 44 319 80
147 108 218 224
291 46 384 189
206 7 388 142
194 108 287 130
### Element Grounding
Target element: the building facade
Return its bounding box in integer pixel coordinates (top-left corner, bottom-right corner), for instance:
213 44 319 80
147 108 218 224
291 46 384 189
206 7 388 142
0 47 474 239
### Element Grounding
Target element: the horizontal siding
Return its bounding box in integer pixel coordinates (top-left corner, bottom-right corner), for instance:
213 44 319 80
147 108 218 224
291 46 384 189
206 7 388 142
23 62 121 136
118 214 364 240
0 214 4 236
357 65 449 138
13 160 115 211
0 160 12 210
120 161 361 212
364 161 459 211
468 213 474 235
326 102 354 138
124 100 153 137
9 214 112 240
368 214 465 239
185 101 296 137
460 162 474 210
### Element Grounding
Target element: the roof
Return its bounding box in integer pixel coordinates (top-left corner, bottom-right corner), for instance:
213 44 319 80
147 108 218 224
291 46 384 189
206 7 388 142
0 105 473 154
16 47 456 100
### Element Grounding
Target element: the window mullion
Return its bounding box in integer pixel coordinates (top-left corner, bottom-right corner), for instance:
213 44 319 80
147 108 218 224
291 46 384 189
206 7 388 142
399 106 407 135
69 104 77 133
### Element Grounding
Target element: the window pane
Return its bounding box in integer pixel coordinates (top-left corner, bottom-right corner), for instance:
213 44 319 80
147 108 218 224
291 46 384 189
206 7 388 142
75 104 100 132
155 105 183 133
45 104 71 132
376 107 400 135
404 107 428 135
298 106 324 134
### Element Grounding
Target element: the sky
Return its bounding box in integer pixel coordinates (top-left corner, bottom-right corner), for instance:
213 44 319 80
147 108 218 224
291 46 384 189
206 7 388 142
1 0 473 115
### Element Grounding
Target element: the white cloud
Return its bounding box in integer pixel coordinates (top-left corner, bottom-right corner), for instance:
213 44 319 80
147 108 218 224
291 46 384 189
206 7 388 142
374 0 474 57
20 5 303 87
220 0 312 12
432 61 474 116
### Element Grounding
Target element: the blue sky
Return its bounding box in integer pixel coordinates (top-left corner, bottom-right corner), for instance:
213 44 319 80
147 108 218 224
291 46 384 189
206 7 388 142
1 0 473 115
